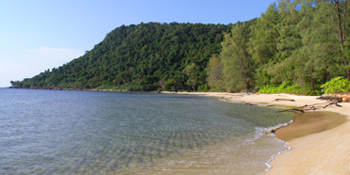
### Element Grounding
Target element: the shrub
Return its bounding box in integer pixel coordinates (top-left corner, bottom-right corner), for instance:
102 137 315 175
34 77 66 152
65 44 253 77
259 81 302 94
258 81 322 95
321 76 350 94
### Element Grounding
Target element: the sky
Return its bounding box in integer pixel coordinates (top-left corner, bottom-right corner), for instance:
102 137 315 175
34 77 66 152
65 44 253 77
0 0 277 87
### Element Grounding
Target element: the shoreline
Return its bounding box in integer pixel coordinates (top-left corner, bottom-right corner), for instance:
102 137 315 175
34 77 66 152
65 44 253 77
163 92 350 174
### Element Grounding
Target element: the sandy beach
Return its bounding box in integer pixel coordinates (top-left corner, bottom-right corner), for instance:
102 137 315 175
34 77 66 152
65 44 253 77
163 92 350 174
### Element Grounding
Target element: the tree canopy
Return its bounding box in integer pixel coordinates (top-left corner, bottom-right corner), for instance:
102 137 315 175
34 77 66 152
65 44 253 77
208 0 350 94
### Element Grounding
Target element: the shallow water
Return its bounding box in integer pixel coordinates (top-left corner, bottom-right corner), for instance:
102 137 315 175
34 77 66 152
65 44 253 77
0 89 294 174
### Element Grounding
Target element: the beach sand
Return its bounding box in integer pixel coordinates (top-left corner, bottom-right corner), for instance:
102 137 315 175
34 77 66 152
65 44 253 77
163 92 350 174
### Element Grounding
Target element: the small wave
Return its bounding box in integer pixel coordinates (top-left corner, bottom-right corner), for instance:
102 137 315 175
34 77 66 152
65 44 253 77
262 120 293 135
261 138 291 174
247 120 293 143
254 120 293 174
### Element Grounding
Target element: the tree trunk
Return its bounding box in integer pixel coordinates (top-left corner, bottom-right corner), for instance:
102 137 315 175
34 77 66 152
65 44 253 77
311 68 315 91
323 70 328 84
245 80 250 93
333 0 350 80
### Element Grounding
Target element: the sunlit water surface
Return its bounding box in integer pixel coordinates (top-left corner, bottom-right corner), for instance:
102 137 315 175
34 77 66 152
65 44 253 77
0 89 294 174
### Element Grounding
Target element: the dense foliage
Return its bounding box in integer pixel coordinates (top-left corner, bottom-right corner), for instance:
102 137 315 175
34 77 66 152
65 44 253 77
207 0 350 94
12 0 350 94
321 76 350 94
11 22 231 91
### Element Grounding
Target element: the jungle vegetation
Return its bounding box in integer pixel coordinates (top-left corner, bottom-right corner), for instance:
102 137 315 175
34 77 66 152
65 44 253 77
207 0 350 94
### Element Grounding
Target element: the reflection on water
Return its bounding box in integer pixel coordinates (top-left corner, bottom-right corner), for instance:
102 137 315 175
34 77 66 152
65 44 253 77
0 89 294 174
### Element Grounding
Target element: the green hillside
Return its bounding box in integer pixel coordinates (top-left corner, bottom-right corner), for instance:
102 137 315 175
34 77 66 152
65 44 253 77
11 22 233 91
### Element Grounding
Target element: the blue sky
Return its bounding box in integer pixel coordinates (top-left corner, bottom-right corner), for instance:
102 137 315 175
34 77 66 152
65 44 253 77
0 0 276 87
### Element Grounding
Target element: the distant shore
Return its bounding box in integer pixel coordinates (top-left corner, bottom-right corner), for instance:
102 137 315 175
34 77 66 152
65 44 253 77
162 91 350 174
5 87 164 93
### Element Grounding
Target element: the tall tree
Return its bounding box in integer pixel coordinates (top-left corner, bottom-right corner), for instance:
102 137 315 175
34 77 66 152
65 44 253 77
183 63 200 90
207 54 224 91
265 1 303 84
220 22 255 92
331 0 350 80
249 3 280 86
296 2 339 90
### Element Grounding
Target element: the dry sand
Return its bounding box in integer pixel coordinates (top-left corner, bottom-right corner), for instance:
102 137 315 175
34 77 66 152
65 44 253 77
162 92 350 174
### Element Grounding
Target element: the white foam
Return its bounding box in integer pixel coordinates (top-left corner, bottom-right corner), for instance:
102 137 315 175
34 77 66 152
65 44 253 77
257 120 294 174
261 138 291 174
219 97 294 174
246 120 293 144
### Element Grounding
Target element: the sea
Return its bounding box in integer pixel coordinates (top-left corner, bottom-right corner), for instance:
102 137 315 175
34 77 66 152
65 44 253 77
0 89 294 175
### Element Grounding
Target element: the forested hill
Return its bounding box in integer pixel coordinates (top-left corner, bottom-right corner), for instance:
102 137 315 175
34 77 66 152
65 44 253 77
11 22 235 91
11 1 350 94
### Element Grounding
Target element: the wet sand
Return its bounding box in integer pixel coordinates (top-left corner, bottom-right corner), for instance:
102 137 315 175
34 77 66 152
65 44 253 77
163 92 350 174
275 111 348 141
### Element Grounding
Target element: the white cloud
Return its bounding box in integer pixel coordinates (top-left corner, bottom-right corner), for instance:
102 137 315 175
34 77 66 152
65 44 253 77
0 47 84 87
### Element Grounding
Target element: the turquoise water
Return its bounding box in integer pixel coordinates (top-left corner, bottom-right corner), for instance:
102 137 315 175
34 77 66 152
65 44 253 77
0 89 294 174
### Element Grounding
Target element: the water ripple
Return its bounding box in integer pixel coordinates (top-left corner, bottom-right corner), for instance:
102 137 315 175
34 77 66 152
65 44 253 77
0 89 294 174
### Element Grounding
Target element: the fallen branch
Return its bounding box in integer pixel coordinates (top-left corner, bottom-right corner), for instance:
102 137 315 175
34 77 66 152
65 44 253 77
278 100 342 113
278 108 305 113
249 88 258 94
297 104 318 111
323 101 342 108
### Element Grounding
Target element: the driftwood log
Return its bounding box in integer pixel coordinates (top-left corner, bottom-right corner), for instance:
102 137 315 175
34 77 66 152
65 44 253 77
274 98 296 102
316 96 342 102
